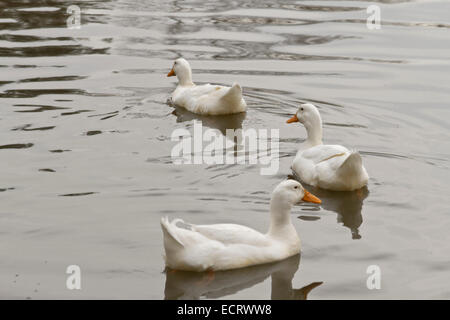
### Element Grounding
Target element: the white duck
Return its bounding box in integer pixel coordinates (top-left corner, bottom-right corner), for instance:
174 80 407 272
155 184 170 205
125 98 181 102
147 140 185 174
161 180 321 272
167 58 247 115
287 103 369 191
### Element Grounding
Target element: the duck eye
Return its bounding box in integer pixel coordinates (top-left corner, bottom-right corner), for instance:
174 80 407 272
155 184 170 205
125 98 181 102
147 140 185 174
300 108 304 111
294 186 298 189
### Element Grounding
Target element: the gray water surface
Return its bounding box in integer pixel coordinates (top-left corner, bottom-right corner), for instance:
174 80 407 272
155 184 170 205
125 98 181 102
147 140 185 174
1 0 450 299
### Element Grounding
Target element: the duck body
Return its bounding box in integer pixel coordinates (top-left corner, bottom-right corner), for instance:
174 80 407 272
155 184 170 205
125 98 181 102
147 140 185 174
171 82 246 115
293 144 369 191
167 58 246 115
288 103 369 191
161 180 321 272
161 218 299 271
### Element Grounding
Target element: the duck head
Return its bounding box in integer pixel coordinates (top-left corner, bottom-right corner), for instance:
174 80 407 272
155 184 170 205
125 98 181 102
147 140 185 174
286 103 323 147
269 179 320 236
167 58 194 86
272 179 321 208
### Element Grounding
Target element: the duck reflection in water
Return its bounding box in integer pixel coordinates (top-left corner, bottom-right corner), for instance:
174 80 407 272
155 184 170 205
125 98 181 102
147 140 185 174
293 173 369 239
164 254 322 300
170 103 246 136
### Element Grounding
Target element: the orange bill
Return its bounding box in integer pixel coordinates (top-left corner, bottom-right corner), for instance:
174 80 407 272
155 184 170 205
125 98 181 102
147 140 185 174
286 114 299 123
302 190 321 204
167 68 175 77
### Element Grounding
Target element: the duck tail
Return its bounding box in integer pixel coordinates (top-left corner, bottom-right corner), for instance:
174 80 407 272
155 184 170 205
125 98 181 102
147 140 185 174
161 217 185 249
221 82 243 102
337 150 362 177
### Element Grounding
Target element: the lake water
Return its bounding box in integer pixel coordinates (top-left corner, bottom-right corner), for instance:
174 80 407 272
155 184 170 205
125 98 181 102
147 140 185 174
1 0 449 299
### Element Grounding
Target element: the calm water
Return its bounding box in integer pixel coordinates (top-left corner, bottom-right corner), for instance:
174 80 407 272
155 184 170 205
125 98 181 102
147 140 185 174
1 0 449 299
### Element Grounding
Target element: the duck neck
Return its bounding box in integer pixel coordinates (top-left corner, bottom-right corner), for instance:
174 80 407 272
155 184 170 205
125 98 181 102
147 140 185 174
268 196 295 237
302 118 323 149
177 68 194 87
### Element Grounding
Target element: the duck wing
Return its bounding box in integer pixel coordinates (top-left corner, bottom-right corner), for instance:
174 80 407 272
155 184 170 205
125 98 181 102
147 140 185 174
191 223 270 247
299 144 349 165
